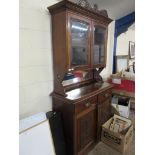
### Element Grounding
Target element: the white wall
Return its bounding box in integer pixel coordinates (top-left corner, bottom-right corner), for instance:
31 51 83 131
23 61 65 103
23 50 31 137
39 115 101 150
19 0 60 119
100 21 115 79
116 25 135 67
116 27 135 55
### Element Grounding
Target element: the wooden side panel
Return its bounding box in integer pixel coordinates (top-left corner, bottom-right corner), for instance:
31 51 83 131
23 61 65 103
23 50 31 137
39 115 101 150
52 11 68 95
52 96 75 155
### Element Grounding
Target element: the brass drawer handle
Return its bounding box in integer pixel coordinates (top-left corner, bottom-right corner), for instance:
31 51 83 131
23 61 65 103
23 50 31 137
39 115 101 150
120 92 124 95
85 102 91 107
105 93 110 98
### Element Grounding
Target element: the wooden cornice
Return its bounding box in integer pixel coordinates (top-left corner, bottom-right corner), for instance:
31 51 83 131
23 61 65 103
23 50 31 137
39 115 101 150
48 0 113 25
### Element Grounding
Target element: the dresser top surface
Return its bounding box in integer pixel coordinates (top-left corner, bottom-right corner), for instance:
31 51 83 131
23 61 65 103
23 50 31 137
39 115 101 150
65 82 113 101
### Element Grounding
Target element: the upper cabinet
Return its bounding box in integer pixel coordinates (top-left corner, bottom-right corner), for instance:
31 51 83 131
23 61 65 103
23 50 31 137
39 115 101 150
48 1 113 95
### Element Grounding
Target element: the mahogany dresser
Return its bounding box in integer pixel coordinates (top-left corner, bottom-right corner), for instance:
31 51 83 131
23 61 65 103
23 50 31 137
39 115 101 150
47 1 113 154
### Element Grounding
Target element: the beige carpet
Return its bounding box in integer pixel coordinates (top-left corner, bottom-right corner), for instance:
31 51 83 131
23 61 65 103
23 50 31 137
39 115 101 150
88 110 135 155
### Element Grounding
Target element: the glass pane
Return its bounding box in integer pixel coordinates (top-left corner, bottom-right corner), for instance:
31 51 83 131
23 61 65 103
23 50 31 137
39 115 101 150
71 19 89 66
93 26 105 64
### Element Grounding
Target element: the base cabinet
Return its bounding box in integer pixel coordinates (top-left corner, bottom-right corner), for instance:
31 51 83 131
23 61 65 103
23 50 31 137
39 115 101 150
52 84 113 155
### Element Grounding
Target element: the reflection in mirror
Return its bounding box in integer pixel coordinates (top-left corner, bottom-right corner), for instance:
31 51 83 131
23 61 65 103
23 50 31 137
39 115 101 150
62 70 93 87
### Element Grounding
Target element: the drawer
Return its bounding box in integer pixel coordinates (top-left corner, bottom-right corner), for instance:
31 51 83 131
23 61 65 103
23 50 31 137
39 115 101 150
75 96 97 114
98 89 112 103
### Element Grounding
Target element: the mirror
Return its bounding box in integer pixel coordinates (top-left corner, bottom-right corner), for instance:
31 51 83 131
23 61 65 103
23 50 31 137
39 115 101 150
62 70 93 87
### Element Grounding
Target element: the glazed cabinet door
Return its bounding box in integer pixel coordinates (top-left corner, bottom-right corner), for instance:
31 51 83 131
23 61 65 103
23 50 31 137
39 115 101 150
67 13 91 70
76 106 96 154
92 22 108 68
97 98 111 140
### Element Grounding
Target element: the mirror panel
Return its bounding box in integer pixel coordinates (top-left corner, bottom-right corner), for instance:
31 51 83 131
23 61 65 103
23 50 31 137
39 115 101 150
62 71 93 87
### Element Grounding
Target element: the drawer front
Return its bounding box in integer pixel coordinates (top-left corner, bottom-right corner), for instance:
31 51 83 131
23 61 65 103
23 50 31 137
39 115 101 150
75 96 97 114
98 89 112 103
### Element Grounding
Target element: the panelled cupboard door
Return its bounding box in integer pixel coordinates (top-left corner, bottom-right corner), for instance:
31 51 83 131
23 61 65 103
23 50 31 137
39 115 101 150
67 13 91 70
76 107 96 153
92 21 108 68
97 98 111 139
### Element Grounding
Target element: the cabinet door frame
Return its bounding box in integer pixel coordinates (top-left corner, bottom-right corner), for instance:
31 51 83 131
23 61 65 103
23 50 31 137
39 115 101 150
91 20 108 68
75 105 97 154
67 12 92 70
97 97 111 140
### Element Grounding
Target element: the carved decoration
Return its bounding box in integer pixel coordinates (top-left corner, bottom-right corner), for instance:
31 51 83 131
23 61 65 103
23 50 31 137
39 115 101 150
77 0 91 9
99 9 108 17
93 68 104 82
93 4 98 11
77 0 108 17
